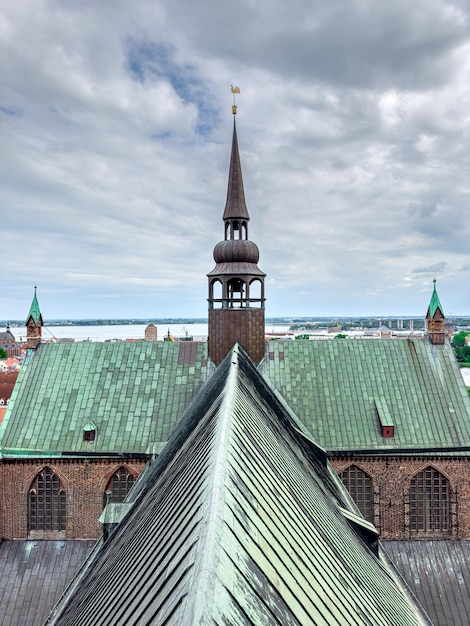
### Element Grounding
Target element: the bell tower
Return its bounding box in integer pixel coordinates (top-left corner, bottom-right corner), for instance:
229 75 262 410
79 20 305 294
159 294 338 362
26 286 43 349
425 278 445 345
207 99 266 365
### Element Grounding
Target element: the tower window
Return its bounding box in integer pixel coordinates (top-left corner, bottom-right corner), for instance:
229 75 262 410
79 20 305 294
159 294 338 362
339 465 374 524
28 467 66 532
410 467 449 534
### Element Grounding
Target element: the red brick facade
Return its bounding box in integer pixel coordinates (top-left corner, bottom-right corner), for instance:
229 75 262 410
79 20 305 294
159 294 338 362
208 308 265 365
0 458 146 539
426 309 445 345
331 456 470 539
2 454 469 540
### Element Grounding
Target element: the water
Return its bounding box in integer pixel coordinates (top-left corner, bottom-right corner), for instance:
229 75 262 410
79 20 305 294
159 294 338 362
8 323 209 343
8 323 292 343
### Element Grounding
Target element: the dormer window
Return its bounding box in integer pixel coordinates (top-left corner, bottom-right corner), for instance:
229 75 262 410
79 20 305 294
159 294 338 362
83 421 97 442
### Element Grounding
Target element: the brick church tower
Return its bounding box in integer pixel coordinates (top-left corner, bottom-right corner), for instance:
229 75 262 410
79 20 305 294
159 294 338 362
26 286 43 349
207 106 266 365
426 278 445 345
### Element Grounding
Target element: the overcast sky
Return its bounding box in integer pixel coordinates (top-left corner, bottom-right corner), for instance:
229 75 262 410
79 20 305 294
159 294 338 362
2 0 469 320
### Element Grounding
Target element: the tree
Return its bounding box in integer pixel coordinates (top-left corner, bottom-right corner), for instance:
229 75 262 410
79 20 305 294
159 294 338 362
452 331 470 362
452 331 469 348
0 348 6 358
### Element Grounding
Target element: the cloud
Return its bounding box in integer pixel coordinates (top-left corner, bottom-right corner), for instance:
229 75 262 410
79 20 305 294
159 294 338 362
1 0 470 319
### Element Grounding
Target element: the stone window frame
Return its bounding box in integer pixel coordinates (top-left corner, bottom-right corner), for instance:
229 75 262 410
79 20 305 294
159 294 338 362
103 466 136 506
28 466 67 534
339 464 379 528
404 464 457 538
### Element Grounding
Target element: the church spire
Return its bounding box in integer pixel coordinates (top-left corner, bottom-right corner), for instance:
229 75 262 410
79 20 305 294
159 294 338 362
26 286 43 349
223 119 250 223
207 93 266 365
426 279 445 345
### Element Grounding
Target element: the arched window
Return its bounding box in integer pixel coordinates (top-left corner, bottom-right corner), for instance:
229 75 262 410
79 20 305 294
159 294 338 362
410 466 449 534
339 465 374 523
227 278 245 307
210 279 223 308
105 467 135 504
28 467 66 532
249 279 263 307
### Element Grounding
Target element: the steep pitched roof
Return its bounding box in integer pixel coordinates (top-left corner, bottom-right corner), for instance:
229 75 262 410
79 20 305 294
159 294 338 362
47 345 430 626
427 279 444 319
260 339 470 452
0 341 211 457
26 287 42 325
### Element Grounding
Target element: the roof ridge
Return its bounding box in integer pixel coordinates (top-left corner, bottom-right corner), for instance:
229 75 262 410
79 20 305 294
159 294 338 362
182 345 241 624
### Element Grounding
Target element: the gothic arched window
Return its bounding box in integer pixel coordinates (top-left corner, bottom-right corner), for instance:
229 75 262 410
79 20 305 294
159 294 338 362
409 466 449 534
105 467 135 504
28 467 66 532
339 465 374 523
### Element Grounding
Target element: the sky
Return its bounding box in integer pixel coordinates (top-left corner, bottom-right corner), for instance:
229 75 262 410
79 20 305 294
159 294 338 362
1 0 470 320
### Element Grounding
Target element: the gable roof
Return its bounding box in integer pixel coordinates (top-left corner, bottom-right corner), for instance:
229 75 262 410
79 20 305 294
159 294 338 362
260 339 470 453
0 341 211 457
47 345 430 626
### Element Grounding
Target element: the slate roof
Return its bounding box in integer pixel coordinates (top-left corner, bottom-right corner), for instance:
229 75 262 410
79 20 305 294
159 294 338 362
0 540 96 626
0 341 211 457
47 345 430 626
260 338 470 452
384 540 470 626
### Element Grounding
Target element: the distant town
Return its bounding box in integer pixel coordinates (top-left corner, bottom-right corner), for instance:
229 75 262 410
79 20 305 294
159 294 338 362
3 315 470 329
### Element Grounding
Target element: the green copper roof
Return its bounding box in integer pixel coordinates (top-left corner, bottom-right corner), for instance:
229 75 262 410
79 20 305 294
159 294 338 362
0 341 211 457
428 278 444 318
26 287 42 324
48 345 429 626
260 338 470 452
3 336 469 458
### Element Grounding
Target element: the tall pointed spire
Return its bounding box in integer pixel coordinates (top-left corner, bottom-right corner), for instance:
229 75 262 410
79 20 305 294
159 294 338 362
426 279 445 345
223 120 250 222
27 286 41 325
207 94 266 365
26 286 43 349
427 278 444 319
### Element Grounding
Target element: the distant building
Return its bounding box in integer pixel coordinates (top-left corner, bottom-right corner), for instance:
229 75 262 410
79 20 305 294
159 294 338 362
144 323 157 342
0 326 21 358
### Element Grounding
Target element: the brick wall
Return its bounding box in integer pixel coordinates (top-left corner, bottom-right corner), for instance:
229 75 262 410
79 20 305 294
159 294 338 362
3 454 470 540
208 308 265 365
331 456 470 539
0 458 146 539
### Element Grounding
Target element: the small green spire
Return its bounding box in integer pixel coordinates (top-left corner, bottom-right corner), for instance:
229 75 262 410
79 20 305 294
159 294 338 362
428 278 444 319
27 286 42 325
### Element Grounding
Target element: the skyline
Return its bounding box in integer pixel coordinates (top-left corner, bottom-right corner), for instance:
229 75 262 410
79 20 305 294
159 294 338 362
2 1 470 320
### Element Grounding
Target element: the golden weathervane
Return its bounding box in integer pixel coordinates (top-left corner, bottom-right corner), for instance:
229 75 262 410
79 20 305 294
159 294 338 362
231 85 240 114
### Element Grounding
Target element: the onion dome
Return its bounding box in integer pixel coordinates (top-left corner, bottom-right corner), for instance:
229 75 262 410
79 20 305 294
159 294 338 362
213 239 260 264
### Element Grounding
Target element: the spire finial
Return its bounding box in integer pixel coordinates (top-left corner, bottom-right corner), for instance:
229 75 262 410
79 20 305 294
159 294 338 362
231 85 240 115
